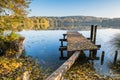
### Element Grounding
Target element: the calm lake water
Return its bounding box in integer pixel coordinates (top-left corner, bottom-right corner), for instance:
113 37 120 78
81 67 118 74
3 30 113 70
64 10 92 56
19 28 120 76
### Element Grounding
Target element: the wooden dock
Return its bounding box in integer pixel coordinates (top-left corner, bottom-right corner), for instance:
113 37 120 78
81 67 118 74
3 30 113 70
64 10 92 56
46 25 101 80
67 31 98 51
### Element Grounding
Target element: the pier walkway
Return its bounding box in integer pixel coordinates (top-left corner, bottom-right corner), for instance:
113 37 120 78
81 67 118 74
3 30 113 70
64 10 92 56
67 31 98 51
46 25 100 80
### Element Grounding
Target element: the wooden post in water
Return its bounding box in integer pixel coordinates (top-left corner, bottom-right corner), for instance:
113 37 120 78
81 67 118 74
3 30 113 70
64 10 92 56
89 50 94 59
63 34 66 39
114 50 118 64
90 25 97 44
89 50 97 60
60 40 63 47
89 50 91 59
93 25 97 44
93 50 97 58
101 51 105 65
90 25 98 59
90 25 94 42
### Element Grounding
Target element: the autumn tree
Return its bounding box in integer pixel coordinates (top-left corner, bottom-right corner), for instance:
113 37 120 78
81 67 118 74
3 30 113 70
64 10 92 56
40 18 49 29
0 0 31 32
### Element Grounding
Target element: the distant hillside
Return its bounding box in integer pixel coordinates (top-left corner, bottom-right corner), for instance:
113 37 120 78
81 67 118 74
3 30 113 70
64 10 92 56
43 16 120 29
29 16 120 30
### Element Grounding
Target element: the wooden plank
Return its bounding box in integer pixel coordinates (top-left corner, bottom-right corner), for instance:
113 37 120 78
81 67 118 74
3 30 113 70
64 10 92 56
59 39 67 41
67 31 98 51
59 46 67 50
46 51 80 80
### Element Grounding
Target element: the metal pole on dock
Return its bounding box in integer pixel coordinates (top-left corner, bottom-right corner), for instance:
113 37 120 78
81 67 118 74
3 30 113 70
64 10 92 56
114 50 118 64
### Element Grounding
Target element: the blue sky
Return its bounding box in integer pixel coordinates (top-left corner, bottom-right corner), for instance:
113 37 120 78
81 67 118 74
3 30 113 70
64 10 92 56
28 0 120 18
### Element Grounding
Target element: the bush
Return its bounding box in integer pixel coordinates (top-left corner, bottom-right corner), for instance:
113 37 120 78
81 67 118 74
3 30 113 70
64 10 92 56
0 31 22 57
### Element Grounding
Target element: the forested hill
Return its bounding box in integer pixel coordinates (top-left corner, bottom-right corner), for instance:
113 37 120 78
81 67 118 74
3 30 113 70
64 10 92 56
2 15 119 31
42 16 120 29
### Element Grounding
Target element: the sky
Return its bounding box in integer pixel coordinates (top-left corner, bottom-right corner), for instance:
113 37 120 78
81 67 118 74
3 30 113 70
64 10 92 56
28 0 120 18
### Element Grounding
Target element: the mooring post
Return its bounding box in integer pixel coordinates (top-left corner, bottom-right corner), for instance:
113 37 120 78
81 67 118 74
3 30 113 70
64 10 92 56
90 25 94 42
90 25 97 44
114 50 118 64
93 25 97 44
101 51 105 65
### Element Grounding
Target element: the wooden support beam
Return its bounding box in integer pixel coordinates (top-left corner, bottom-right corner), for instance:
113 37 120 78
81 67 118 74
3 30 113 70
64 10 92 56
89 50 97 60
46 51 80 80
59 46 67 51
96 45 101 49
87 38 91 40
59 39 67 47
59 39 67 41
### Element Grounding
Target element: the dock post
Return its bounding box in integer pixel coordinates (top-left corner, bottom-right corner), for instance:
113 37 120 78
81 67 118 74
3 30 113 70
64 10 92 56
101 51 105 65
89 50 94 59
114 50 118 64
90 25 97 44
61 41 63 47
63 34 66 39
90 25 94 42
93 25 97 44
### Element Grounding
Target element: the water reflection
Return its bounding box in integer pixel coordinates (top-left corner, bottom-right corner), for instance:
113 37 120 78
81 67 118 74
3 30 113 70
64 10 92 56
19 30 67 73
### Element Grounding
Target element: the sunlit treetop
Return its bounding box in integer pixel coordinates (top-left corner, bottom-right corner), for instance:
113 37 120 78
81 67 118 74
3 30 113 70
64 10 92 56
0 0 31 16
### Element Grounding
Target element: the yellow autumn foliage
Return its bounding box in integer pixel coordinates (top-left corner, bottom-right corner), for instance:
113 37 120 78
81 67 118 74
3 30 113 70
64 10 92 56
0 56 45 80
0 57 22 74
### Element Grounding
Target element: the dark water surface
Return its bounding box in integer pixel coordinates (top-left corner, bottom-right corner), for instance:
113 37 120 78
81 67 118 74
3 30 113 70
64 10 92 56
19 29 120 76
